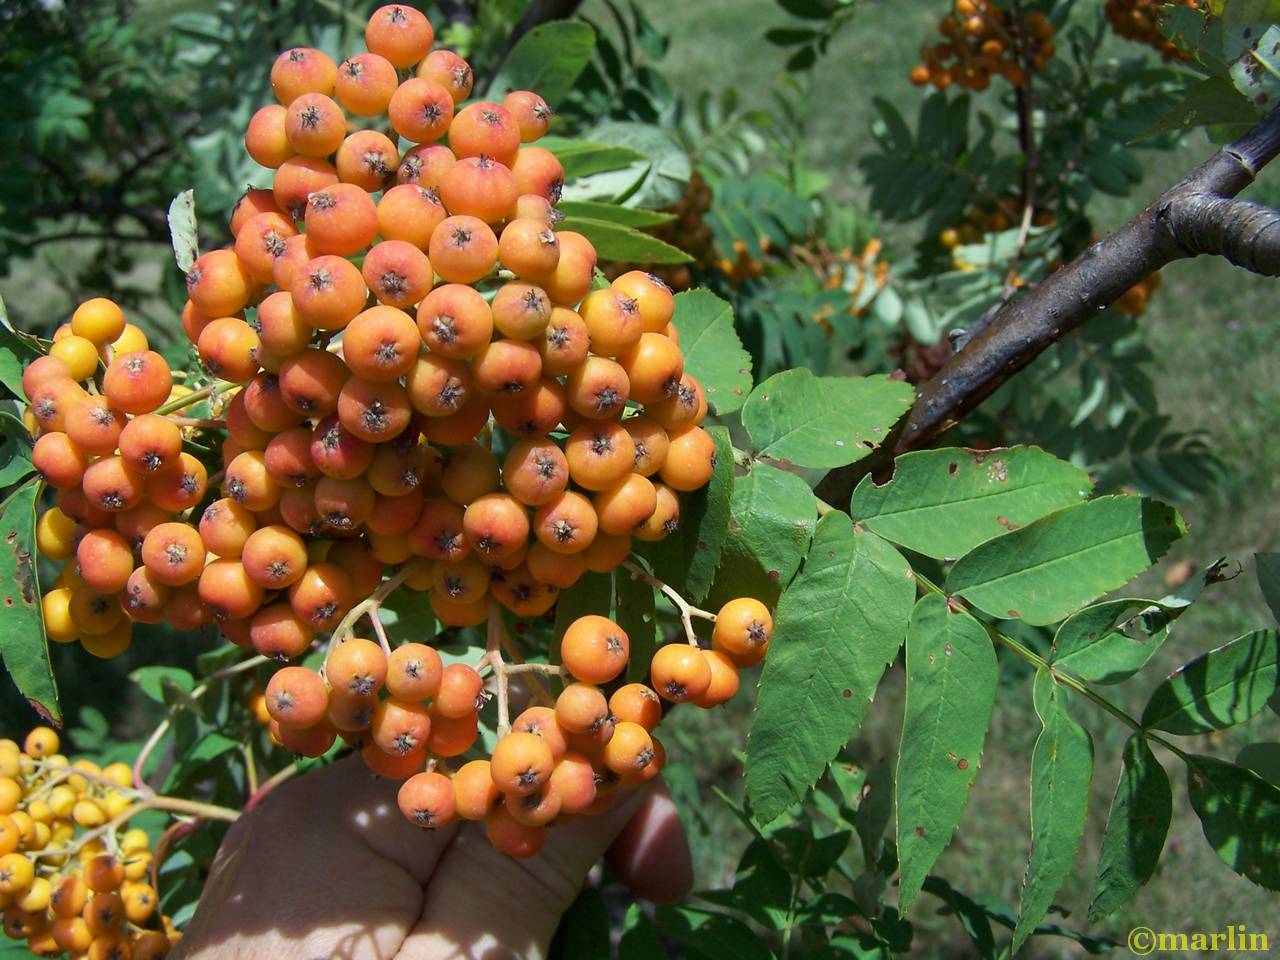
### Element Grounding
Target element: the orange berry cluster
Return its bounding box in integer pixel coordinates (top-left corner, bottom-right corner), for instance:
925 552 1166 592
1105 0 1198 61
22 3 774 857
262 595 773 857
908 0 1055 91
0 729 179 958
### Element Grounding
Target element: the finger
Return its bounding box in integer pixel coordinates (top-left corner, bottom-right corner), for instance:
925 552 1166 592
173 757 456 960
395 782 659 959
604 781 692 903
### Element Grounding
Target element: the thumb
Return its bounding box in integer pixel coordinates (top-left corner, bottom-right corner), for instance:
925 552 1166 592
397 779 688 959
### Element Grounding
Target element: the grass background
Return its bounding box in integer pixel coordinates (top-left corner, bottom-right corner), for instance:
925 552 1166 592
0 0 1276 955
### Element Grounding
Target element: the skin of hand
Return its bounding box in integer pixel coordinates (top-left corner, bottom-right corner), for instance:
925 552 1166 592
170 754 692 960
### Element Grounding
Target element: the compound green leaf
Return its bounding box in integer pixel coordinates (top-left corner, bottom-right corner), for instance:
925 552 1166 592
0 479 58 723
1089 735 1172 921
746 514 914 824
487 20 596 107
634 426 733 602
1051 598 1178 684
1141 630 1279 734
1185 754 1280 890
947 496 1186 626
850 446 1091 560
1013 672 1094 953
742 369 914 469
671 290 752 415
896 594 997 910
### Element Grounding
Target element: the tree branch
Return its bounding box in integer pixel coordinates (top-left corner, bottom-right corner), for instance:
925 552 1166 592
816 105 1280 506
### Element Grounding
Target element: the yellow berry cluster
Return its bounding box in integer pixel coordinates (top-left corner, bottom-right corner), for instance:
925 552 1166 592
0 730 179 958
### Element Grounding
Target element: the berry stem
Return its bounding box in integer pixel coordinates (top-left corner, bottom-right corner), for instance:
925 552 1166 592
621 559 716 645
498 633 561 706
486 603 512 738
27 794 240 862
154 380 233 415
244 762 299 812
326 563 415 659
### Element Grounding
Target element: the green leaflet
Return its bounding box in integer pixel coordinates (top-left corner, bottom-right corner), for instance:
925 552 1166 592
896 594 997 911
634 426 733 602
1256 552 1280 624
745 515 914 824
556 217 692 264
741 368 915 469
486 20 596 107
0 293 42 401
850 446 1091 560
1089 735 1172 920
1185 754 1280 890
554 200 673 228
0 479 58 722
1142 630 1279 734
1051 598 1178 684
670 290 752 415
947 496 1186 626
539 137 648 180
708 463 816 609
1013 672 1094 953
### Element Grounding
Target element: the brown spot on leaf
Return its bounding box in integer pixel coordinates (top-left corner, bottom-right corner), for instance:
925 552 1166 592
957 758 969 770
915 826 925 837
948 462 958 476
842 689 852 698
1007 610 1019 618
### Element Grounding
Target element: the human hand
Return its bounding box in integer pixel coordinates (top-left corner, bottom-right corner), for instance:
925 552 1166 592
171 754 691 959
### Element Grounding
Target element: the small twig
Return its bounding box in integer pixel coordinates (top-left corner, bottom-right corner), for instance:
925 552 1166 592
621 559 716 646
168 416 226 429
370 609 392 656
244 762 299 812
500 633 557 705
28 794 239 862
326 565 414 660
242 743 259 798
155 380 233 415
504 662 569 678
486 604 511 738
